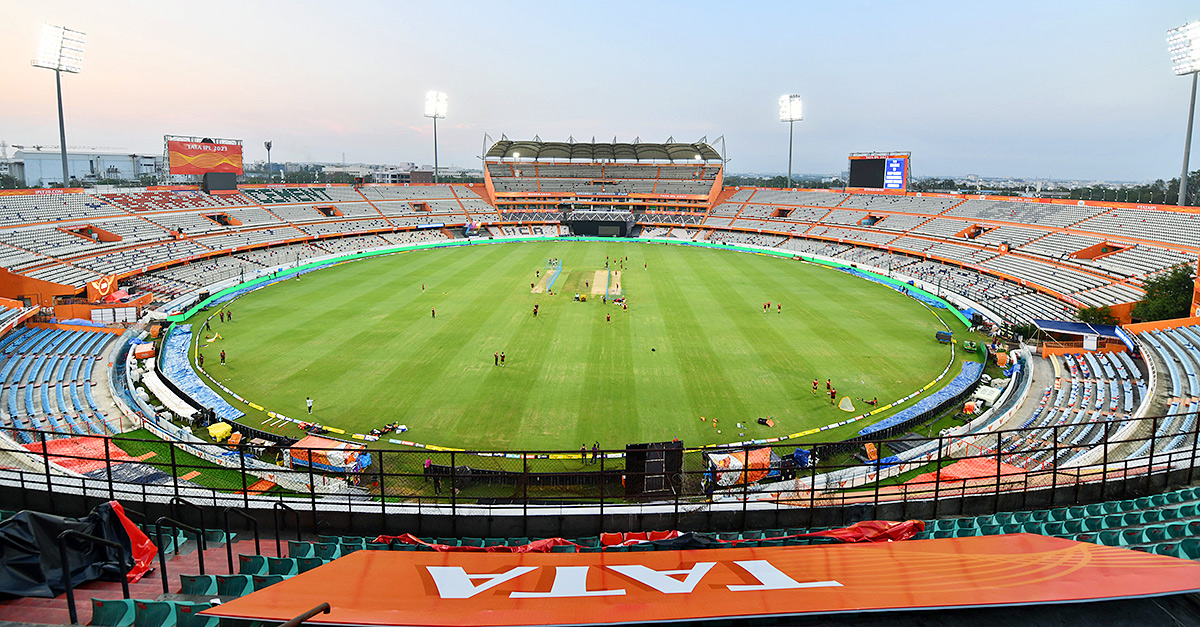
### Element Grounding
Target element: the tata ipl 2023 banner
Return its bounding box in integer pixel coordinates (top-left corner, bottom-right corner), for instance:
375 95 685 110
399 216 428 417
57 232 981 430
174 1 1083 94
167 140 244 175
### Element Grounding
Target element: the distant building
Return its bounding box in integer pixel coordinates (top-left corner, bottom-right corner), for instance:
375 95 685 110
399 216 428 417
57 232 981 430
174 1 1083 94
322 164 373 179
0 159 23 182
16 148 161 187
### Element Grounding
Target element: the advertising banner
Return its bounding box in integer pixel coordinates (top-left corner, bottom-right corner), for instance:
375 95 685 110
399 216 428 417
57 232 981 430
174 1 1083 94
167 140 243 175
86 274 118 302
202 535 1200 626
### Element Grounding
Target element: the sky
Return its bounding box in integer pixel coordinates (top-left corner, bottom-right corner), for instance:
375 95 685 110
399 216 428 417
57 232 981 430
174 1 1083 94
0 0 1196 181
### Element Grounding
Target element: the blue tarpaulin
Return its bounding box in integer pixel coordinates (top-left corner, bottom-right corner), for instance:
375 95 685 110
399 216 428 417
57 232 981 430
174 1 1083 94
160 324 244 421
59 318 108 328
858 361 984 437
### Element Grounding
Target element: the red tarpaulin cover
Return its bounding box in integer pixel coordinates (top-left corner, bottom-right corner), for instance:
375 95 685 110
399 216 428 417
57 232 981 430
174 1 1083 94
110 501 156 583
907 457 1025 486
374 534 578 553
800 519 925 543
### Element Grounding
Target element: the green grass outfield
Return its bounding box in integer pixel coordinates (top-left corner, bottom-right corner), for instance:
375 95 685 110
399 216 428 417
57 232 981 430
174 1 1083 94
188 240 979 451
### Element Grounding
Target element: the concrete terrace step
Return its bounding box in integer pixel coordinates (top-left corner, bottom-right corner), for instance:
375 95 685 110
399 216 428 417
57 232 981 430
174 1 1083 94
0 538 280 625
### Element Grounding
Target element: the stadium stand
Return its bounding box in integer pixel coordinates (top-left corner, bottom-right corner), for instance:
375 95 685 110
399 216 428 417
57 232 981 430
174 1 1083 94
0 327 116 442
1 178 1193 331
0 191 125 223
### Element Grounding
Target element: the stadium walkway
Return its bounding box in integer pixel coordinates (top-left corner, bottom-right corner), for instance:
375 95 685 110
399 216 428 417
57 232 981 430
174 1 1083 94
997 353 1056 431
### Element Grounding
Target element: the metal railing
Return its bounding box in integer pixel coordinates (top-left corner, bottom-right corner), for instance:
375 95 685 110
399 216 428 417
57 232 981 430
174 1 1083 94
224 506 261 573
57 530 129 625
152 516 206 593
0 410 1195 536
281 603 331 627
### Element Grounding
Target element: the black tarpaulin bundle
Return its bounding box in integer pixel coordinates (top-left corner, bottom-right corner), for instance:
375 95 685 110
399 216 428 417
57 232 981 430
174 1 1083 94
0 501 155 598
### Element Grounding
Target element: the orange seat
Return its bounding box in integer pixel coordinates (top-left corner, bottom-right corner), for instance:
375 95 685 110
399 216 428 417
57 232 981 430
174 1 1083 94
599 532 624 546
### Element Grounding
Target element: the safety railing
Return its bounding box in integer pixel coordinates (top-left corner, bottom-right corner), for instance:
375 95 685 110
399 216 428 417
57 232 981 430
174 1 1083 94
152 516 206 593
57 530 129 625
0 410 1195 535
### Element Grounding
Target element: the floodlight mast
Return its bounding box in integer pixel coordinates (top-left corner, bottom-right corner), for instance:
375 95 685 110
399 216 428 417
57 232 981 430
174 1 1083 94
264 141 273 183
32 24 86 188
425 91 448 184
1169 20 1200 207
779 95 803 189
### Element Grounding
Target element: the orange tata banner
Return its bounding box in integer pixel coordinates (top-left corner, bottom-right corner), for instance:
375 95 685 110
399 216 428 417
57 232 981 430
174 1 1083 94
167 140 243 175
202 535 1200 626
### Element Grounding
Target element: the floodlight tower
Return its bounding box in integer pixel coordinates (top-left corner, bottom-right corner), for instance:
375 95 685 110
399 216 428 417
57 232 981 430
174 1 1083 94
31 24 86 188
1169 20 1200 207
425 91 448 184
264 141 273 183
779 95 803 189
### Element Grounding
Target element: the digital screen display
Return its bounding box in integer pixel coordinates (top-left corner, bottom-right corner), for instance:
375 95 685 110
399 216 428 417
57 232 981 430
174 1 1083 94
168 140 244 175
848 156 907 190
848 158 885 188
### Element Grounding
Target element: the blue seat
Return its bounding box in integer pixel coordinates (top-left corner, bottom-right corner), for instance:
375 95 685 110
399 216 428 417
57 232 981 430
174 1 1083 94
216 574 254 597
252 574 291 590
132 600 177 627
297 557 328 572
175 602 218 627
268 557 299 576
237 554 268 575
313 542 341 560
288 540 314 558
178 574 217 596
90 598 137 627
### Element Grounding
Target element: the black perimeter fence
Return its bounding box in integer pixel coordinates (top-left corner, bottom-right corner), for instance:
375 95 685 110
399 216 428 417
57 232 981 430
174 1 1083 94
0 409 1198 538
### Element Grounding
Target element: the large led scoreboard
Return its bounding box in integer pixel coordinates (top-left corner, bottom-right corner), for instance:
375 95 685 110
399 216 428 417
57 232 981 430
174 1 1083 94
848 152 910 190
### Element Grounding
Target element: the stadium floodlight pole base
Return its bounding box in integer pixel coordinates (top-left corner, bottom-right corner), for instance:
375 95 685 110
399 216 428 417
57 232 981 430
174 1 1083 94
787 119 794 189
1180 71 1197 207
55 69 69 187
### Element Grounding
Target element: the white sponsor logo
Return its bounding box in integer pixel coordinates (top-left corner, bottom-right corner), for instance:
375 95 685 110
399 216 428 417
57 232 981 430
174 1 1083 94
427 560 842 599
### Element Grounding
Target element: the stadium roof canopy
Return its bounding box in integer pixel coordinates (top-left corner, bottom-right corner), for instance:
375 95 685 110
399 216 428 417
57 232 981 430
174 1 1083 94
485 140 722 163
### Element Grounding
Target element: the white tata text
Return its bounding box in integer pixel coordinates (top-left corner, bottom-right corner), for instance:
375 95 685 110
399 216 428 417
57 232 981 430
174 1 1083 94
426 560 842 599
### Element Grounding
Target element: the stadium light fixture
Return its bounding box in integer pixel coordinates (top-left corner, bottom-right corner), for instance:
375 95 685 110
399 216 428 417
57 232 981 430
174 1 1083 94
424 91 447 184
32 24 86 188
1169 20 1200 206
779 94 803 189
